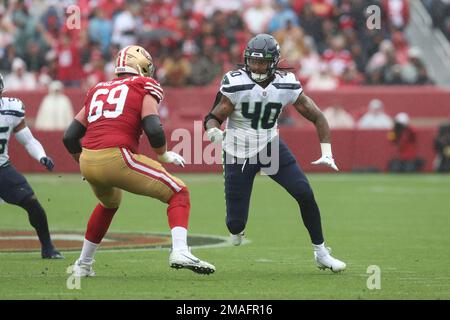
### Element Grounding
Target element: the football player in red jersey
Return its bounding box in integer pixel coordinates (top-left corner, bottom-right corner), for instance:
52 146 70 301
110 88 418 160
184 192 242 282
63 45 215 276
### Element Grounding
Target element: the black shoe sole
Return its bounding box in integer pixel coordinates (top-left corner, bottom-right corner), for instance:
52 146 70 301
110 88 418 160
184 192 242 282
170 263 215 275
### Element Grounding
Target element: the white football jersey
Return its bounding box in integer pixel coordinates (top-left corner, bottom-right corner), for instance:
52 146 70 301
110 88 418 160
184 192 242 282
0 97 25 166
220 69 302 158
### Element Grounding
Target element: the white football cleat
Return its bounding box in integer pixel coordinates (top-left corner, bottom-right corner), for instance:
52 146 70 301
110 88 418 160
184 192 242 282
314 247 346 273
169 248 215 275
71 259 96 277
230 231 245 246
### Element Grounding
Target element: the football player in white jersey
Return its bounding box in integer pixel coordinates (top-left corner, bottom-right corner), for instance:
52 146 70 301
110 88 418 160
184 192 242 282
204 34 346 272
0 73 63 259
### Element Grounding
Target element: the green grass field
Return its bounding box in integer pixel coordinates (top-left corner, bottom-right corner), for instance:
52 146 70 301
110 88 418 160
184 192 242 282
0 173 449 300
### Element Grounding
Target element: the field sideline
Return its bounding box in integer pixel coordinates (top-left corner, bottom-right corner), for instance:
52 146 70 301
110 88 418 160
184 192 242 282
0 173 449 300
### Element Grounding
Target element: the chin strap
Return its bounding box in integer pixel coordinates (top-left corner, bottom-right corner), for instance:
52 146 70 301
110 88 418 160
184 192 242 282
251 72 270 82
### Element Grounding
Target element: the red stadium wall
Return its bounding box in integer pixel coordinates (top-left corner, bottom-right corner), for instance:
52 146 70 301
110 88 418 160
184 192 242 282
7 86 449 173
8 127 440 173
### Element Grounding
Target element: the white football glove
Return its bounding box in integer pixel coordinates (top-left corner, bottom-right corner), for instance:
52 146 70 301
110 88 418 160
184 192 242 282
206 127 224 144
157 151 186 167
311 143 339 171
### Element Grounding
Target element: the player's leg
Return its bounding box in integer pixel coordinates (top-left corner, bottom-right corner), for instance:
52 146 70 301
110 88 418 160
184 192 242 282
223 151 259 245
265 139 346 272
0 165 63 259
72 183 122 277
115 148 215 274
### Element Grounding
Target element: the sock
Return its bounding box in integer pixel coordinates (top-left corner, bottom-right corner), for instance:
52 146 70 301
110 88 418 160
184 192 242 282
171 226 188 251
79 238 98 264
167 187 190 229
20 198 53 250
85 203 117 244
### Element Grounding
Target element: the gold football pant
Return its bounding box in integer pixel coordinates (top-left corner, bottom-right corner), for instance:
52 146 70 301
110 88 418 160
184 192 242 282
79 147 185 208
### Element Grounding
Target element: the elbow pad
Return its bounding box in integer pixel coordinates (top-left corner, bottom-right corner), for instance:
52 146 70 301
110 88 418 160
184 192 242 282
63 120 86 154
142 115 166 148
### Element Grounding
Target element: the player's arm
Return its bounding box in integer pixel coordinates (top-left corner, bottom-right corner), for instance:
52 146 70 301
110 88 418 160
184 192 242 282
13 120 54 171
293 93 339 171
62 108 87 163
141 94 185 167
203 92 234 144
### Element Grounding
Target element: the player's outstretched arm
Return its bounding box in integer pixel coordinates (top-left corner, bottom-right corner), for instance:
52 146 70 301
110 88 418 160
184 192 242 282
293 93 339 171
141 95 185 167
13 120 54 171
63 108 87 163
203 92 234 144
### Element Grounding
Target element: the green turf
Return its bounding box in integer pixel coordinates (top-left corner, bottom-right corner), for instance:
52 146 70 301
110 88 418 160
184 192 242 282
1 173 449 300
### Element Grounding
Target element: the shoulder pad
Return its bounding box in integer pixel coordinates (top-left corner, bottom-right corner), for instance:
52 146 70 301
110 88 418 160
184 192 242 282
3 97 25 112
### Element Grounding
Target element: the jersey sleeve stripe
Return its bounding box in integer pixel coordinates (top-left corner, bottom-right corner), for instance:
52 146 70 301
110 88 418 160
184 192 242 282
272 83 301 90
144 87 163 100
0 110 24 117
145 82 163 94
221 84 255 93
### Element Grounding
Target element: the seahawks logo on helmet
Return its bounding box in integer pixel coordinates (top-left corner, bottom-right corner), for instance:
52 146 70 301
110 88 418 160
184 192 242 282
243 34 281 82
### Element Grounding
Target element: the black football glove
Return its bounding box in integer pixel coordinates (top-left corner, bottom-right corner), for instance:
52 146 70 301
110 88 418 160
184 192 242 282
40 157 55 171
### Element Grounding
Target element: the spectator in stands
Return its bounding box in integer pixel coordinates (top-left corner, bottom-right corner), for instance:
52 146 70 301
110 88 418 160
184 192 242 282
323 106 355 129
159 47 192 87
382 0 410 31
34 80 74 131
3 57 37 90
267 1 299 33
56 34 83 87
243 0 275 35
298 39 321 82
274 21 308 67
299 2 323 48
322 35 353 78
306 63 339 90
387 112 424 172
111 3 140 48
357 99 393 129
434 123 450 173
88 8 113 55
400 47 433 85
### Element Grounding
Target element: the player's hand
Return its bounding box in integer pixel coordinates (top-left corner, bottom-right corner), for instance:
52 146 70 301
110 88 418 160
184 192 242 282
311 155 339 171
158 151 186 167
206 127 224 144
40 157 55 171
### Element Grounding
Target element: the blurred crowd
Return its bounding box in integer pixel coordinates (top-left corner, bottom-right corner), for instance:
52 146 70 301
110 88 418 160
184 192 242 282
0 0 437 90
422 0 450 41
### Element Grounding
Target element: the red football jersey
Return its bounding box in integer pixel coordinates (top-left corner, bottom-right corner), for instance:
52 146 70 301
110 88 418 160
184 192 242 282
82 76 163 153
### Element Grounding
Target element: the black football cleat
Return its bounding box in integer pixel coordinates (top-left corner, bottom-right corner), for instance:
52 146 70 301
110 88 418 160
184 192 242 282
41 248 65 259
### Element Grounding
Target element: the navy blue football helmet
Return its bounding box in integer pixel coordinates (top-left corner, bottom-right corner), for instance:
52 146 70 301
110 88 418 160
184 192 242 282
243 34 281 82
